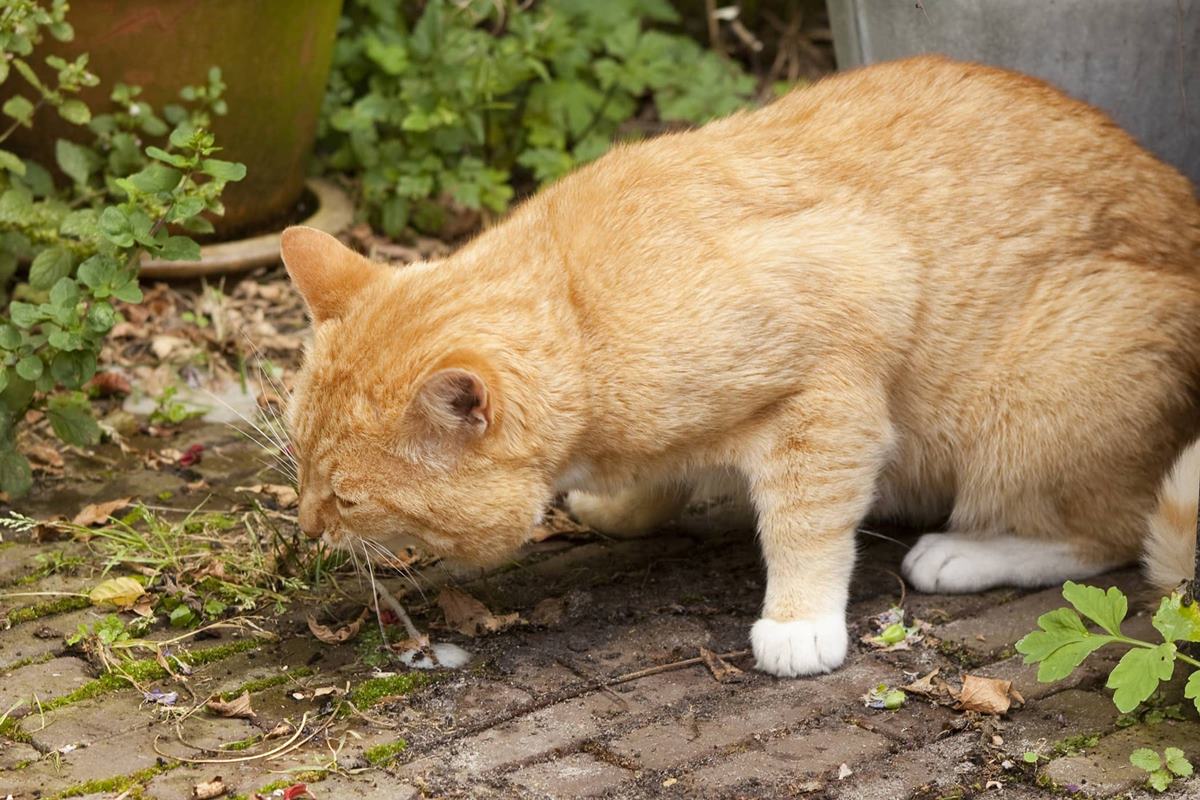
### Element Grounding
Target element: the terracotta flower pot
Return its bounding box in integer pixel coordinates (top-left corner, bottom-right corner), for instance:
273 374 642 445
6 0 344 239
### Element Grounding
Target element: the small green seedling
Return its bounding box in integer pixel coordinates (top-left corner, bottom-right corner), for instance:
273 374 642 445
1022 751 1040 764
1131 747 1193 792
1016 582 1200 714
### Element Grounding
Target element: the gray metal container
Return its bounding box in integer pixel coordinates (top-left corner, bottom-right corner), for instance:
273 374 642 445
827 0 1199 188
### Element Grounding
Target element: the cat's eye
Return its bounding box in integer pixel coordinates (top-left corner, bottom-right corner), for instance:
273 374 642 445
334 495 358 510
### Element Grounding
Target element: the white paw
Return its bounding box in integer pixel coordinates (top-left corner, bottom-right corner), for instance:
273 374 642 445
901 533 991 593
751 614 848 677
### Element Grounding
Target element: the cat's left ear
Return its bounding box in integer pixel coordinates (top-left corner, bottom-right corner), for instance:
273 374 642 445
280 226 383 323
409 367 493 439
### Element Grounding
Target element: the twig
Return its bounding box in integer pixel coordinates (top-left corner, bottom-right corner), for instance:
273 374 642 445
153 711 313 764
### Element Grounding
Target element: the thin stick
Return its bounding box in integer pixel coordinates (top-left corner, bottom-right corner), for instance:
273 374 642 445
153 712 311 764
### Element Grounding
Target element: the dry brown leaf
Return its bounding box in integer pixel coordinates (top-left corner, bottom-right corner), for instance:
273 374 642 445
237 483 299 509
193 777 227 799
901 668 948 698
307 608 368 644
88 371 132 397
25 443 64 473
699 647 744 683
206 692 256 720
956 674 1018 715
72 497 132 527
437 587 521 637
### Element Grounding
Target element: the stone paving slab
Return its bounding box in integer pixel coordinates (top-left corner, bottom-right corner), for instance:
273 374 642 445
2 456 1197 800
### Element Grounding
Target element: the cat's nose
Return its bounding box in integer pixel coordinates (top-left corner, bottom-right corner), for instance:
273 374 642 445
298 498 325 540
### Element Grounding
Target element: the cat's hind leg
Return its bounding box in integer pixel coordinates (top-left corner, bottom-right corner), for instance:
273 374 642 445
901 531 1121 593
565 482 691 538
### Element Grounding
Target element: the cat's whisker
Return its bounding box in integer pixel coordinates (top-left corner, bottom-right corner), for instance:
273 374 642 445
360 537 426 600
203 387 298 469
858 528 913 550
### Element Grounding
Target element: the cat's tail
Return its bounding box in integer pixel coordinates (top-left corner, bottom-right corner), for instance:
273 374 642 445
1142 438 1200 592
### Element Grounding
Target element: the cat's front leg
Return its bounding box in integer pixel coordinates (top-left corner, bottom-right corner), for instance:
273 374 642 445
745 383 892 677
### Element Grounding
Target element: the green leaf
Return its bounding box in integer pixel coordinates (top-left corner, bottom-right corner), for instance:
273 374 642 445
1015 607 1116 681
1035 638 1112 682
1152 594 1200 643
0 325 20 350
0 149 26 176
111 279 143 304
47 393 101 446
144 145 191 168
99 207 135 248
1132 748 1163 772
50 350 95 388
127 162 182 193
2 95 35 126
199 158 246 182
55 139 95 186
0 446 32 497
1148 769 1172 792
57 99 91 125
1022 751 1039 764
169 604 197 628
1165 747 1193 777
86 302 118 333
78 253 118 290
8 301 42 329
1185 670 1200 715
29 246 75 290
15 356 42 381
1107 644 1177 713
49 277 80 309
156 236 200 262
1062 582 1127 636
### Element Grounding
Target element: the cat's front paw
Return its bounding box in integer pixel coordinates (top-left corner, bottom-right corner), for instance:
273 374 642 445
751 614 847 677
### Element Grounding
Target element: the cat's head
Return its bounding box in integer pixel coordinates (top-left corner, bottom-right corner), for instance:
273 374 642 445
279 226 554 566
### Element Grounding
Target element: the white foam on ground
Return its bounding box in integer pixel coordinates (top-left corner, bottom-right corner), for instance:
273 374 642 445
398 642 472 670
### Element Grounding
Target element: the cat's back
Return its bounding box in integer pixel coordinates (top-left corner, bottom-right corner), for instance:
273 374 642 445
719 56 1194 257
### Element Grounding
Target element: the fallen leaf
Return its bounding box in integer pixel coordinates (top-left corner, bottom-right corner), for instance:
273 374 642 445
956 674 1019 715
73 497 132 527
307 608 368 644
264 721 294 739
281 784 312 800
437 587 520 637
901 668 949 699
131 596 155 618
88 371 132 397
24 443 64 473
88 576 146 609
237 483 299 509
699 647 744 683
206 692 256 720
193 777 227 799
178 443 205 467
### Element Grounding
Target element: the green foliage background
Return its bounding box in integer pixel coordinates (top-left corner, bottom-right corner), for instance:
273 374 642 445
318 0 758 237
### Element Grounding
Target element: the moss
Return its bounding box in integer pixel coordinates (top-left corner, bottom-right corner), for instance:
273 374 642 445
936 639 988 669
40 638 263 712
220 665 313 701
5 595 89 625
0 713 33 744
363 738 408 766
1051 732 1101 757
349 672 435 708
53 761 177 799
1 650 55 674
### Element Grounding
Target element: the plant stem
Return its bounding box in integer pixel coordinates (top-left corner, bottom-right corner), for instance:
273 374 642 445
0 98 45 145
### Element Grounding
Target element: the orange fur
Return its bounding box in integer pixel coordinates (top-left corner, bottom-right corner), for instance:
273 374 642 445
284 56 1200 676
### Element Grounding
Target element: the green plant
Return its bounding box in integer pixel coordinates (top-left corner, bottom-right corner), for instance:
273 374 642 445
320 0 756 237
149 385 206 425
1131 747 1194 792
1016 582 1200 714
0 0 245 496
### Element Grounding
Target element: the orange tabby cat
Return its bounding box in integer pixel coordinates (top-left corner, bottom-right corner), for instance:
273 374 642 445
283 55 1200 677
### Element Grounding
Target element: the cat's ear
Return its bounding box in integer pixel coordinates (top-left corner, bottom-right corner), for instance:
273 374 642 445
409 368 493 439
280 226 382 323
